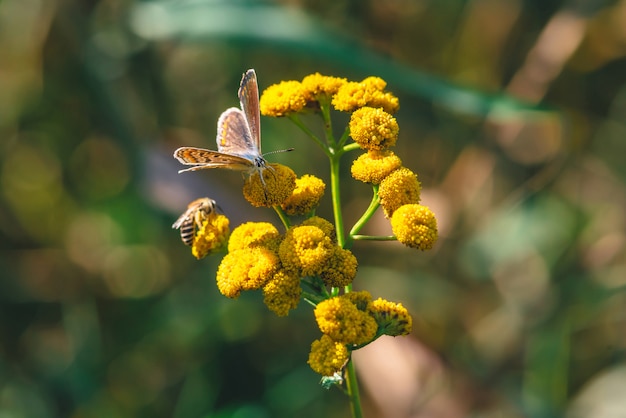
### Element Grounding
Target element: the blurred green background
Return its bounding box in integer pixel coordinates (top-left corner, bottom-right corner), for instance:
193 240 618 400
1 0 626 417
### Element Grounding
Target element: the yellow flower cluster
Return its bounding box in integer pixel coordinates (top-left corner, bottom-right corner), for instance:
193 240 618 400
390 204 438 250
260 73 347 116
370 298 413 336
378 167 422 218
349 107 399 150
216 216 357 316
243 164 297 207
308 290 414 376
191 214 230 259
281 174 326 216
308 335 349 376
332 76 399 114
259 80 307 116
351 150 402 185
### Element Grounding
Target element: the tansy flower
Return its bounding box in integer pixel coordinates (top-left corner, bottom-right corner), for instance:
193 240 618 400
332 77 399 114
344 290 373 311
308 335 349 376
216 247 280 298
301 73 347 102
260 81 307 116
228 221 280 252
314 295 377 345
243 164 297 207
300 216 336 242
351 150 403 184
320 247 358 288
391 204 438 250
378 167 421 218
278 225 334 276
281 174 326 216
370 298 413 336
263 269 302 317
349 107 399 151
191 214 230 259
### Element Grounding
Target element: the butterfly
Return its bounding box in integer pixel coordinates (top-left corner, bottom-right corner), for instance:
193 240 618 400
173 69 290 187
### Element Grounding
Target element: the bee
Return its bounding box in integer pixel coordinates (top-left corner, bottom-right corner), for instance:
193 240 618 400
172 197 218 246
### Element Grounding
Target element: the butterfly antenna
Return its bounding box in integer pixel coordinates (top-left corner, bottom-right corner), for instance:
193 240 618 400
262 148 294 157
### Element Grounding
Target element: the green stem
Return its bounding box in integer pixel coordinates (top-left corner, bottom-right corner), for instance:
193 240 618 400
288 114 331 157
345 358 363 418
273 206 291 230
338 125 351 148
346 186 380 249
329 152 346 247
320 100 336 147
352 235 396 241
342 142 361 153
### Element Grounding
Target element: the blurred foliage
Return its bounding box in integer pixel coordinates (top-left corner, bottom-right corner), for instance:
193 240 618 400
1 0 626 417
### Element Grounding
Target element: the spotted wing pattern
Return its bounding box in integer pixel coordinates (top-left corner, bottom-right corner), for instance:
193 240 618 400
173 146 254 173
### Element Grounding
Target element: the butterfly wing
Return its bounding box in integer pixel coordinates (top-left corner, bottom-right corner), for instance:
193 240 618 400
238 69 261 153
173 146 254 173
215 107 259 160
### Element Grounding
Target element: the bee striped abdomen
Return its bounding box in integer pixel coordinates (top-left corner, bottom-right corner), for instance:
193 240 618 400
179 218 196 246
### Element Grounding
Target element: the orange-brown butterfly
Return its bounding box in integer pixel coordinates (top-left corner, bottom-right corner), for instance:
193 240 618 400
173 69 291 186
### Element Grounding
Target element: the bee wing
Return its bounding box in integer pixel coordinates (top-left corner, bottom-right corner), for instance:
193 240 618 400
172 207 194 229
173 146 254 172
238 69 261 153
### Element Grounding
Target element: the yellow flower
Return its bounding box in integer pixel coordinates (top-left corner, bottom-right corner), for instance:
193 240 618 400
351 150 403 184
228 221 280 252
301 73 347 102
391 204 438 250
370 298 413 336
243 164 297 207
378 167 421 218
314 295 377 345
349 107 398 151
332 77 399 114
278 225 334 276
300 216 336 242
263 269 302 317
308 335 349 376
216 247 280 298
191 214 230 259
320 247 358 288
260 80 307 116
281 174 326 216
344 290 373 311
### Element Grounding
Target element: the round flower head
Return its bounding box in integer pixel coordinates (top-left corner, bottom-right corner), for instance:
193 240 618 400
243 164 296 207
191 214 230 259
308 334 349 376
314 295 377 345
378 167 421 218
320 247 358 288
281 174 326 215
260 80 307 116
391 204 438 250
332 77 399 114
344 290 373 311
263 268 302 317
278 225 334 276
300 216 336 242
301 73 347 102
351 150 403 184
216 247 280 298
370 298 413 336
349 107 399 151
228 221 280 252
